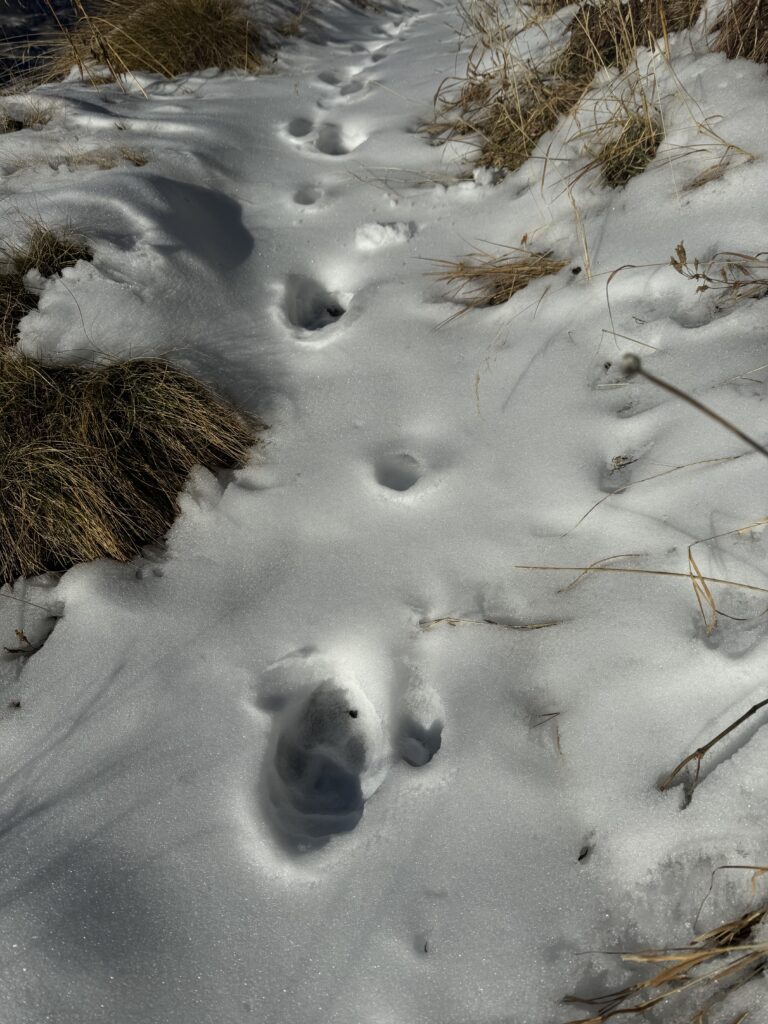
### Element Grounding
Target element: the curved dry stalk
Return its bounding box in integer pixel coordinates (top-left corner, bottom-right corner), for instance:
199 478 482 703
623 354 768 461
419 615 560 630
658 697 768 792
515 562 768 596
562 454 742 536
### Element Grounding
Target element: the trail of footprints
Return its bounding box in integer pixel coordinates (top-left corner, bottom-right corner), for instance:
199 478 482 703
254 13 450 850
278 12 431 498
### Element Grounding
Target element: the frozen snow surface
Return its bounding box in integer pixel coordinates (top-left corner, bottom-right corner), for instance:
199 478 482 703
0 0 767 1021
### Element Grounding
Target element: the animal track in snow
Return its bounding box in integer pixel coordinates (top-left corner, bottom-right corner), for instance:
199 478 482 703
397 669 445 767
293 185 321 206
257 651 389 844
315 72 368 109
287 117 314 138
374 452 423 492
283 275 347 332
285 117 366 155
267 681 387 841
256 649 444 845
400 717 443 767
315 122 366 155
317 70 343 86
340 79 364 97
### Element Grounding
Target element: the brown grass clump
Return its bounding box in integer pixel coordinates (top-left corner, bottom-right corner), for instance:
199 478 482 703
12 145 147 172
0 112 24 133
0 351 262 584
563 898 768 1022
275 0 313 38
0 102 52 132
557 0 703 82
46 0 263 82
430 0 704 170
4 225 92 280
569 77 663 188
714 0 768 63
430 50 585 170
597 105 662 185
432 244 568 312
0 226 93 347
481 67 584 170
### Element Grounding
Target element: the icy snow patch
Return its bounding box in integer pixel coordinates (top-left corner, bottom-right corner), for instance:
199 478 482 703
354 221 415 251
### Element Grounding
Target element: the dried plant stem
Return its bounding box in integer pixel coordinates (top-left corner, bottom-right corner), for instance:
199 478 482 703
419 616 560 631
622 354 768 461
565 901 768 1023
659 697 768 792
563 454 742 536
514 563 768 596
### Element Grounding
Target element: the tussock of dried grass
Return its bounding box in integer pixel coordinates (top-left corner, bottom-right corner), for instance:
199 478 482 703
569 76 662 188
4 226 92 280
0 226 92 346
564 899 768 1022
430 0 704 170
714 0 768 63
0 101 52 132
432 245 568 310
557 0 702 81
0 112 24 133
45 0 263 82
12 145 147 172
482 68 584 169
0 351 262 584
597 106 662 185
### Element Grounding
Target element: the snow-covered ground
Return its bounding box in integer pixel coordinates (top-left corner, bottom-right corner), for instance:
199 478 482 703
0 1 767 1021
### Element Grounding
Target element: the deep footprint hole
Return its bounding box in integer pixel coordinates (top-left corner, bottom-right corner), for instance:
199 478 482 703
287 117 314 138
293 185 321 206
314 123 365 156
400 717 443 767
284 275 346 331
375 452 422 492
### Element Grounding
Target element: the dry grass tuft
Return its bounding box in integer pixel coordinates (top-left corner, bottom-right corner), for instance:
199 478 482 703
430 0 704 170
429 27 584 170
714 0 768 64
556 0 702 81
22 101 54 128
0 351 262 584
595 104 662 185
0 112 24 133
275 0 313 38
12 145 147 172
0 225 93 346
481 67 584 170
3 225 92 282
432 244 568 312
564 899 768 1022
0 101 53 132
568 74 663 188
44 0 263 83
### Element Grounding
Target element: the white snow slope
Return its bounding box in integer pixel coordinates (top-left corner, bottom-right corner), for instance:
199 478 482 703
0 1 767 1022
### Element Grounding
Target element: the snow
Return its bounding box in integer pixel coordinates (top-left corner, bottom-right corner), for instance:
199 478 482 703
0 0 767 1021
